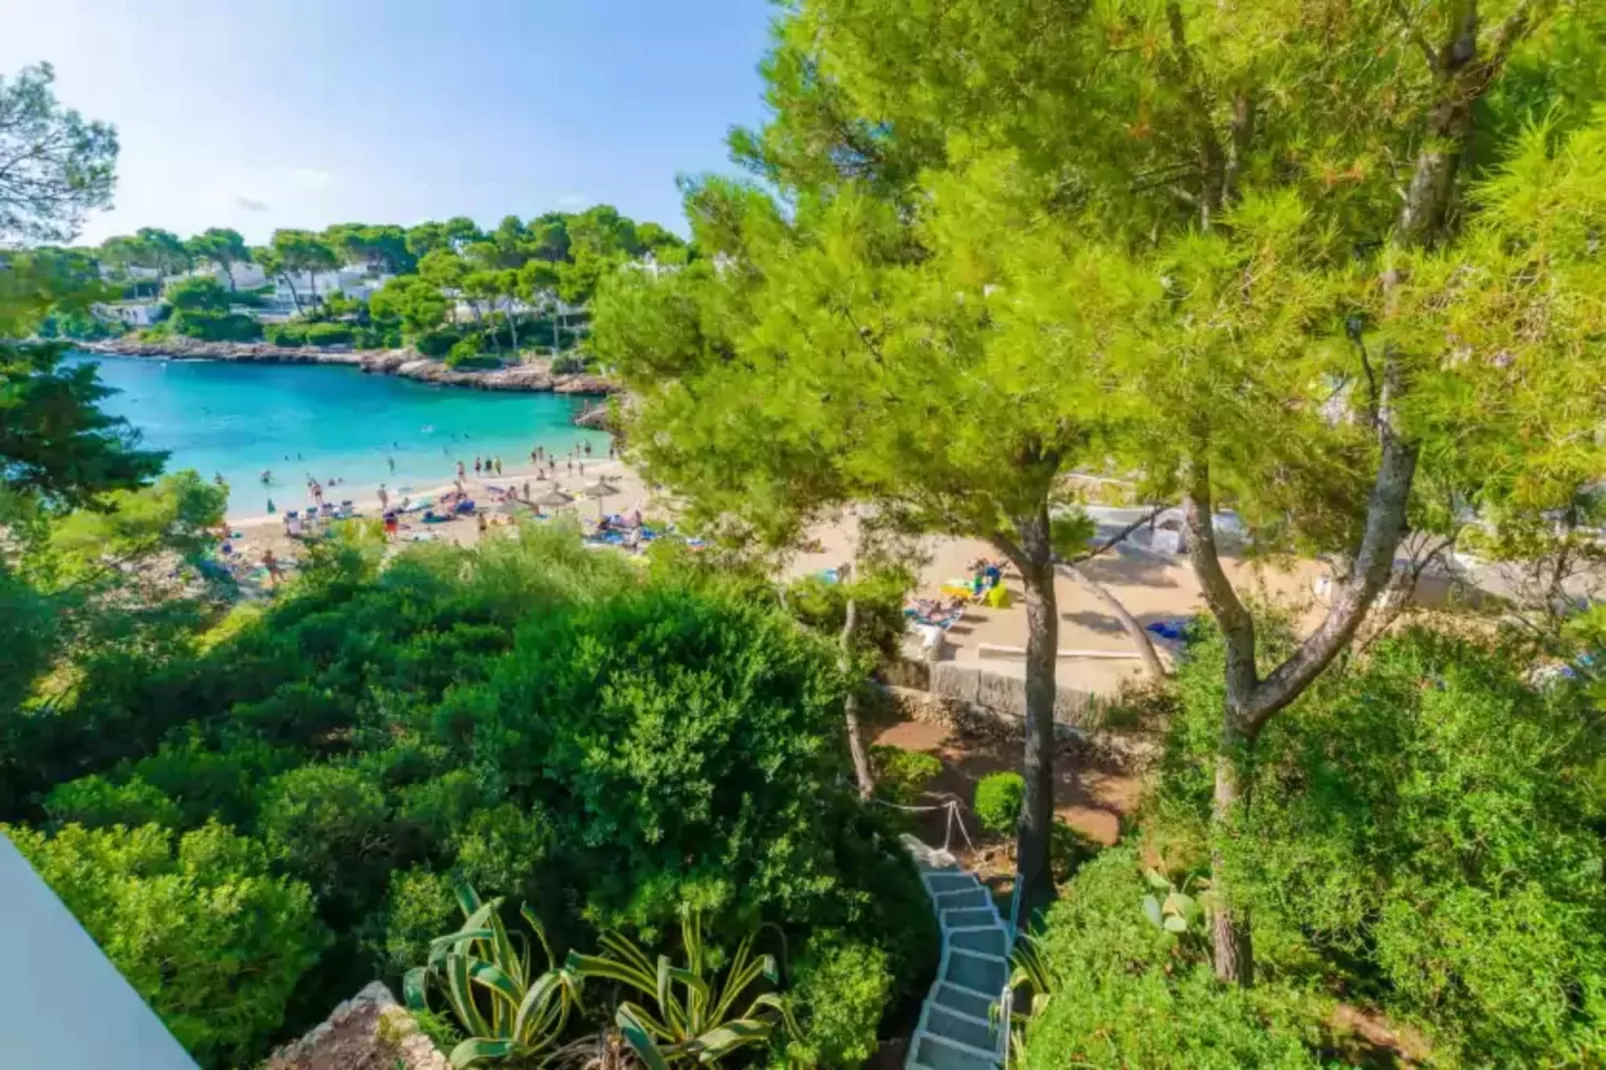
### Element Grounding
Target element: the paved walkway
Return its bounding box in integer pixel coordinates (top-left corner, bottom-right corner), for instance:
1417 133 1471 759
902 835 1011 1070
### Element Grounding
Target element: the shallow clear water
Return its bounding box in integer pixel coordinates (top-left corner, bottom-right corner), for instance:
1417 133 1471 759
74 353 608 518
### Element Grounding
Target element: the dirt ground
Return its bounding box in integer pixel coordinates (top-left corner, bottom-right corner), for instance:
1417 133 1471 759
873 716 1146 886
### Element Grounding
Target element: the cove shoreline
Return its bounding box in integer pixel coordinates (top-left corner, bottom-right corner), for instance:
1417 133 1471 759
74 338 620 398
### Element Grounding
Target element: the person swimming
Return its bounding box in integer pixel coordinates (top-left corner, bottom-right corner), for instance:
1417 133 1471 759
260 469 272 484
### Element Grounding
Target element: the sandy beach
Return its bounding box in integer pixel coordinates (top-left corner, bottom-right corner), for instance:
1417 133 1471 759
225 466 1457 702
226 455 655 564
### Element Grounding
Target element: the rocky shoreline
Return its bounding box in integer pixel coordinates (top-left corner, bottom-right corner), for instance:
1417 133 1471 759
75 338 619 397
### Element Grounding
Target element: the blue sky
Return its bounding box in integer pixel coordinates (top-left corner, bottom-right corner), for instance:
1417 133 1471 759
0 0 776 245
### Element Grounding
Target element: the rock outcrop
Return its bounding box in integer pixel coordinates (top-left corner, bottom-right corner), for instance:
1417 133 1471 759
75 338 620 397
262 982 448 1070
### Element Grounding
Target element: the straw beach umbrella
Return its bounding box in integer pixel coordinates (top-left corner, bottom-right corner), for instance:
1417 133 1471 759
531 485 574 516
581 478 620 518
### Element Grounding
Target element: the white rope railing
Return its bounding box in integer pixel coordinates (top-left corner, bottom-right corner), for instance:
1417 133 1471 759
866 795 977 856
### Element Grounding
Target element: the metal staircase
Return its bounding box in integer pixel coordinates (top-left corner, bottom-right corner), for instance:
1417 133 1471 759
902 835 1011 1070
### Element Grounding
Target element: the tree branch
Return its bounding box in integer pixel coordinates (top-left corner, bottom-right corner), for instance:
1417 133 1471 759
1065 507 1162 565
1388 0 1441 68
1181 456 1259 712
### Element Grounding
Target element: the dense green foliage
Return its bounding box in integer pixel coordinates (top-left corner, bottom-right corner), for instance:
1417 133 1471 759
868 745 941 806
1023 848 1327 1070
595 0 1606 936
3 524 935 1066
973 772 1024 837
5 820 324 1066
1018 621 1606 1067
265 321 355 347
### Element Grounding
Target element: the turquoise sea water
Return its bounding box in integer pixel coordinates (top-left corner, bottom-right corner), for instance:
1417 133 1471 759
73 353 609 519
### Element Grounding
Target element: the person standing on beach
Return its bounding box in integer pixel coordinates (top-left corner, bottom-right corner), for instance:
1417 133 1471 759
474 457 482 474
494 457 503 475
523 480 531 501
378 484 389 513
584 441 592 457
457 460 466 481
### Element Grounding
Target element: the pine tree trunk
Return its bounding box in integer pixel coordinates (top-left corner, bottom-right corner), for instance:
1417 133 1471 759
1011 509 1060 924
840 594 875 799
507 305 520 356
1211 729 1254 985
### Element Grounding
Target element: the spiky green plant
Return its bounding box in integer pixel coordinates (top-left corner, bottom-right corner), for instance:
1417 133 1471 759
566 913 797 1067
994 932 1053 1066
404 884 584 1068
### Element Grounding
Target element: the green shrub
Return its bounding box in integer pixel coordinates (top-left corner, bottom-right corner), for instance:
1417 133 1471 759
264 321 355 347
6 820 325 1069
787 934 893 1068
1022 847 1328 1069
42 773 181 829
165 277 232 312
974 771 1024 835
446 336 482 367
265 322 305 346
869 744 942 805
1158 623 1606 1065
378 866 458 976
414 327 462 357
170 309 263 341
304 321 354 346
258 763 395 912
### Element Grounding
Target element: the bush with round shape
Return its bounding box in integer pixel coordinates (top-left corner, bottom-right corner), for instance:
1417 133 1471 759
974 771 1025 836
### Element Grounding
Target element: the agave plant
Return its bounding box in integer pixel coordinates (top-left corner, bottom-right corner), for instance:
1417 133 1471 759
565 912 797 1067
404 884 584 1068
994 932 1053 1067
1139 866 1207 939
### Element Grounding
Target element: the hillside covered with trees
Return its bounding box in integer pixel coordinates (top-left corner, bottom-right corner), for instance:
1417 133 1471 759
74 207 688 366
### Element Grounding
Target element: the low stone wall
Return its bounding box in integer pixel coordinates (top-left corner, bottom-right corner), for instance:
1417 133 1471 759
930 662 1103 729
878 681 1091 745
879 657 1104 735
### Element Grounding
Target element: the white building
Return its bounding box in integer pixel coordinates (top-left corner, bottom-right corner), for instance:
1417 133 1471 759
91 300 165 327
193 262 393 320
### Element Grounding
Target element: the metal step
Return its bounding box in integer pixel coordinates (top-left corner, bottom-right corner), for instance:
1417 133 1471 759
944 950 1008 994
949 927 1007 958
925 873 981 896
935 887 989 911
932 982 995 1021
925 1005 1001 1053
942 907 997 929
911 1033 998 1070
